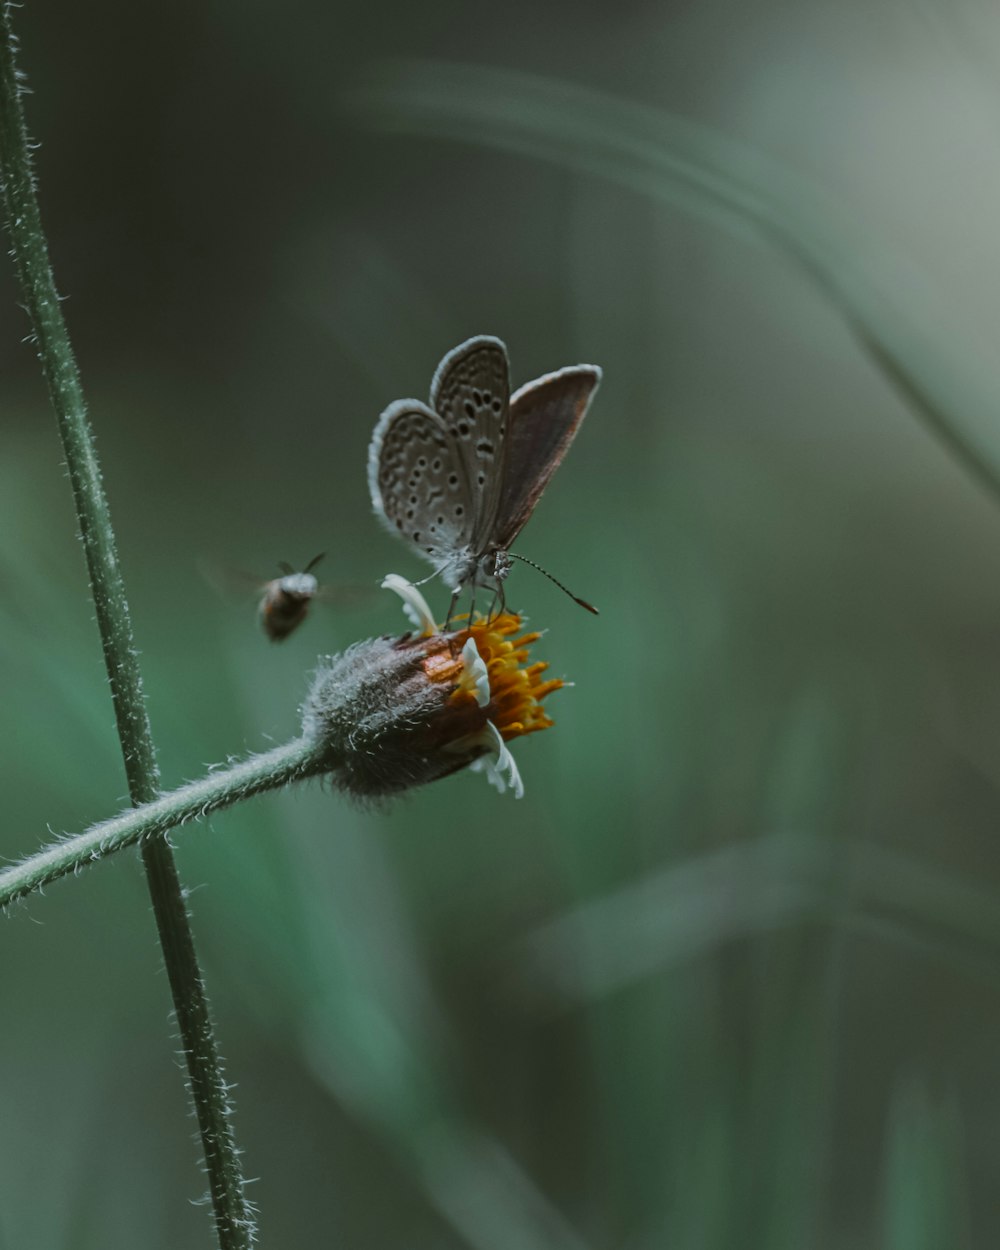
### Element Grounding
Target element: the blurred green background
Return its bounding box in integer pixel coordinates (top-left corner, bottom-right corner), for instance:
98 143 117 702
5 0 1000 1246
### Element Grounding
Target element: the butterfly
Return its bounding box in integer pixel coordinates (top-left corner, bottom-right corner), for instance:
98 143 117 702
367 335 601 619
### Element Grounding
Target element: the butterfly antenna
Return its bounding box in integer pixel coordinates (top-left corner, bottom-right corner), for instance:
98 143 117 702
508 552 599 614
303 552 326 574
277 561 295 576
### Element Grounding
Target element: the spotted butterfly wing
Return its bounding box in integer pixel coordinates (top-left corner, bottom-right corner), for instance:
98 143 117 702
369 336 510 584
368 400 474 569
493 364 602 549
369 336 600 610
428 335 511 553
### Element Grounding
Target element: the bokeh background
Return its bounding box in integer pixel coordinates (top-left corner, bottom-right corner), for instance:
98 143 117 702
4 0 1000 1245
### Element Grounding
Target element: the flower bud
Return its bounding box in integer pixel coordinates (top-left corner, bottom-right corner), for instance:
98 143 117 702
301 578 564 800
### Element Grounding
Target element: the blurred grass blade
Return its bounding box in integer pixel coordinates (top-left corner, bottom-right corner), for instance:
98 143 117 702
348 60 1000 509
881 1074 971 1250
517 834 830 999
297 962 592 1249
212 798 593 1250
515 833 1000 1001
416 1122 592 1250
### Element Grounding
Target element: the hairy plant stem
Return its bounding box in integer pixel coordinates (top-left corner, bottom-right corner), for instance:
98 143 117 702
0 8 258 1245
0 736 328 911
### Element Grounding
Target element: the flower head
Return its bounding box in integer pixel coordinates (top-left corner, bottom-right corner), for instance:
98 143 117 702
301 577 564 799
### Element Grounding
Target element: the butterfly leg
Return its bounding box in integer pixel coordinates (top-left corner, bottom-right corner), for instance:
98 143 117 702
444 587 461 632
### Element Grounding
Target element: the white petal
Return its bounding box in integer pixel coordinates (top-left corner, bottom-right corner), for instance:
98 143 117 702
459 636 491 708
468 754 503 793
380 573 437 636
491 721 524 800
467 720 524 799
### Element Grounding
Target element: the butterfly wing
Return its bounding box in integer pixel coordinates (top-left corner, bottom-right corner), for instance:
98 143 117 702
493 364 602 548
368 399 476 568
429 335 511 553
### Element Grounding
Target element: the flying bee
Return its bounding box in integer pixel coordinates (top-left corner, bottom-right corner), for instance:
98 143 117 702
200 552 373 641
258 553 326 641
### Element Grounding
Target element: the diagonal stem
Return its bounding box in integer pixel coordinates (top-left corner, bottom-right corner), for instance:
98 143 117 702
0 6 257 1245
0 737 327 915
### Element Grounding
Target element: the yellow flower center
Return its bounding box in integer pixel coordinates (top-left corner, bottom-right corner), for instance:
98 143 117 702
450 613 564 741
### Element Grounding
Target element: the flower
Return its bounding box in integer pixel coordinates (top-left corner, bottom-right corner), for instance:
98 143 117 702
302 576 564 799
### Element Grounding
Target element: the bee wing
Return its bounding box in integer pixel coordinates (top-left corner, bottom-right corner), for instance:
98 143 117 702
197 557 268 602
493 364 602 549
313 582 378 608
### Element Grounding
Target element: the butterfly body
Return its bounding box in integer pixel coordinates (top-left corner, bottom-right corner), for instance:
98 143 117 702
368 336 600 609
411 540 512 601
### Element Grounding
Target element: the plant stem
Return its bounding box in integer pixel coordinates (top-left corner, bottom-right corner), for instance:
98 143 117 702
0 737 327 914
0 8 260 1245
